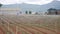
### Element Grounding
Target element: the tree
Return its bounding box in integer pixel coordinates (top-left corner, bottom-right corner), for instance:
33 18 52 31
35 12 38 14
0 3 2 15
55 10 57 15
29 11 32 14
25 11 28 14
45 12 48 15
0 3 2 8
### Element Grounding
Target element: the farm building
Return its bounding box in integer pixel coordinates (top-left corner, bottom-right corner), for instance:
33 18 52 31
47 8 57 15
0 8 20 15
47 8 60 15
57 10 60 15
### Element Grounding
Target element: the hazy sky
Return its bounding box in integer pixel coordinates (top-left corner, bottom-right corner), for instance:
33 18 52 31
0 0 60 5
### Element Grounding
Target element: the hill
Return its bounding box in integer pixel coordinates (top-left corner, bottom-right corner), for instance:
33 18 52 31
2 0 60 12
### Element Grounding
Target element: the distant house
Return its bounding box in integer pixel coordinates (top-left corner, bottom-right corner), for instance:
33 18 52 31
57 10 60 15
0 8 20 15
47 8 57 15
47 8 60 15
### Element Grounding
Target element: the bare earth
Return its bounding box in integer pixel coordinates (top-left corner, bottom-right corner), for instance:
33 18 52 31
0 15 60 34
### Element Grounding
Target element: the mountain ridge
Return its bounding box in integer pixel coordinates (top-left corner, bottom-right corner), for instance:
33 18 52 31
1 0 60 12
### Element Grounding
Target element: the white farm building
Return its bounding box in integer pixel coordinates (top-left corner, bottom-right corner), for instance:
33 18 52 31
0 8 20 15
